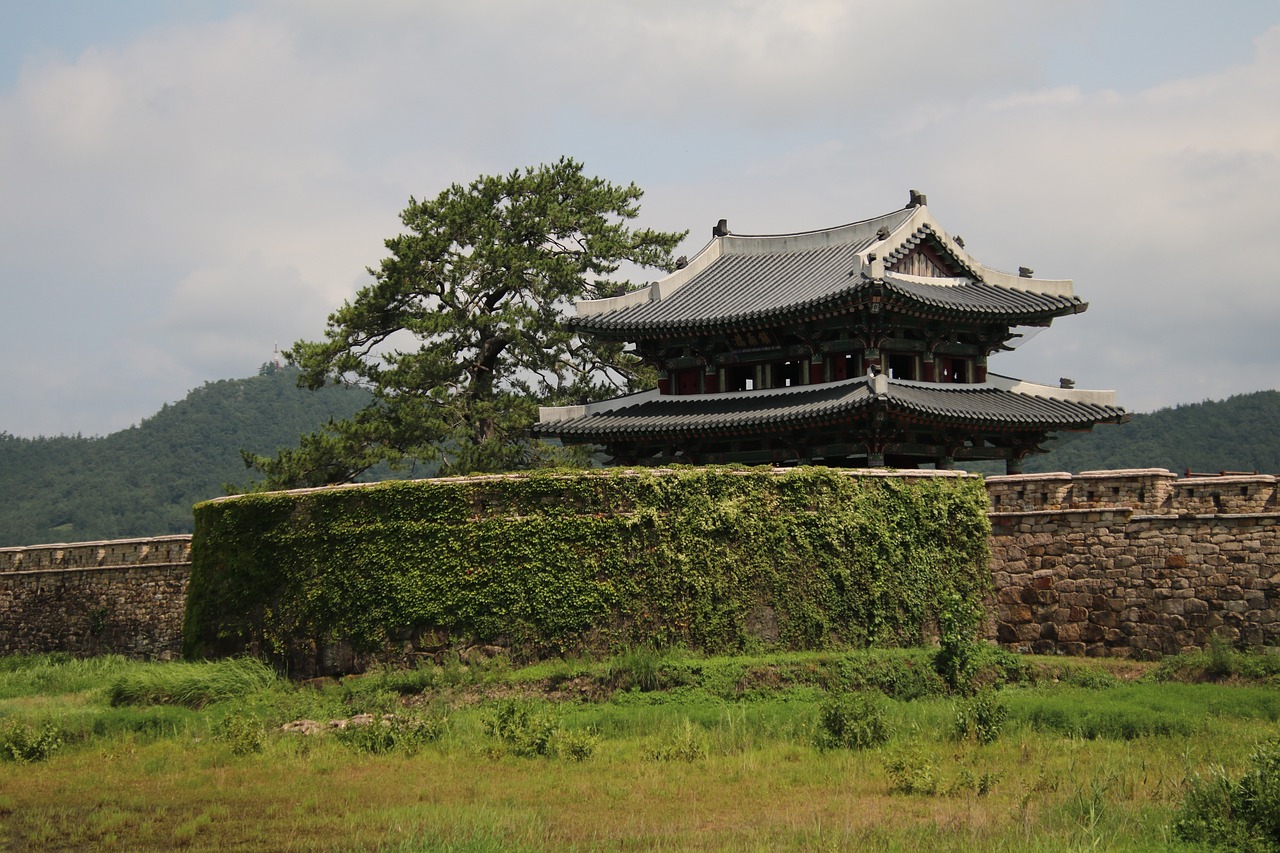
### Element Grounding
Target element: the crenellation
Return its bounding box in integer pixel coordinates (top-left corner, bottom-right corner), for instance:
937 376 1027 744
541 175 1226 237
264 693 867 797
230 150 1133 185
987 469 1280 657
0 536 192 659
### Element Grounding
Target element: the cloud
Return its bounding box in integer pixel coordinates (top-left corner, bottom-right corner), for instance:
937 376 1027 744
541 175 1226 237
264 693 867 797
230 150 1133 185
0 4 1277 437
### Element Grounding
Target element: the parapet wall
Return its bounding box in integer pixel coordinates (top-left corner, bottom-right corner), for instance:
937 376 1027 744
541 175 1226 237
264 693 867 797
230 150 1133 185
0 536 191 659
2 469 1278 662
986 470 1280 657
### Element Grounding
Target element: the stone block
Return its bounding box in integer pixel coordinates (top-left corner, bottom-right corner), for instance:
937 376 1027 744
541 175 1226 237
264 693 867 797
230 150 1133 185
1006 604 1032 623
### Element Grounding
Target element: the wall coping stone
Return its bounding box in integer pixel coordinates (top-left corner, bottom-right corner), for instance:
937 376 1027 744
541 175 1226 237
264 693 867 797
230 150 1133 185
208 466 978 503
0 534 192 554
1172 475 1276 488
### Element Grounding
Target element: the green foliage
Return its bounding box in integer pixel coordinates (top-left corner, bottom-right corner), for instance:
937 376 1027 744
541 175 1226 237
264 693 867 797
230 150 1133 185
0 719 63 763
1011 681 1280 748
108 657 279 709
245 158 687 488
884 745 940 795
952 689 1008 745
335 713 449 756
183 468 992 674
647 718 709 762
0 365 372 546
1175 739 1280 851
482 699 560 758
211 713 265 755
550 726 600 762
605 645 669 692
833 650 949 700
933 591 983 695
815 691 893 750
1154 643 1280 684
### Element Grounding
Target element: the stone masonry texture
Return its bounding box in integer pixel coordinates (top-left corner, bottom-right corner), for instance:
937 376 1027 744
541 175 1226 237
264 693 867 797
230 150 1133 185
0 536 190 659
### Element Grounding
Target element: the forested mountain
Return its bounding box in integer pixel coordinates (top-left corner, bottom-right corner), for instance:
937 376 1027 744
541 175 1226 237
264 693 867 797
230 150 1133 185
1022 390 1280 475
0 365 371 547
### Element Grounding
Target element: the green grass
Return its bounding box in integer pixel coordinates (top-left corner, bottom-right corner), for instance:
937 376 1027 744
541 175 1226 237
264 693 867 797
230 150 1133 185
1 647 1277 850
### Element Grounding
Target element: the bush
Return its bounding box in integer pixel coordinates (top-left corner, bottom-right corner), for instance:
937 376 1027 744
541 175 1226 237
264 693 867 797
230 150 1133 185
212 713 265 755
483 699 560 757
952 689 1008 745
884 745 939 795
815 692 893 751
1175 738 1280 850
551 727 599 762
335 713 448 756
933 592 982 695
835 651 947 701
0 719 63 763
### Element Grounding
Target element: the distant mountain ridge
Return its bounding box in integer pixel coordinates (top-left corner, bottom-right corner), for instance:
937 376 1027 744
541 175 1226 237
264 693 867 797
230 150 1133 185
1020 390 1280 475
2 377 1276 547
0 365 371 547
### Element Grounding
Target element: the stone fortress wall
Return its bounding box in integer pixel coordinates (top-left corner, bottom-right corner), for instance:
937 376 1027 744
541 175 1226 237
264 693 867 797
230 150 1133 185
0 536 191 659
2 469 1277 661
987 469 1280 657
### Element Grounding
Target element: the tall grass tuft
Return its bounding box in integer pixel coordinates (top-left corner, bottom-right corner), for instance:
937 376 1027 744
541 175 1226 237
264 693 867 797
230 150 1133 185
0 653 138 698
108 657 280 709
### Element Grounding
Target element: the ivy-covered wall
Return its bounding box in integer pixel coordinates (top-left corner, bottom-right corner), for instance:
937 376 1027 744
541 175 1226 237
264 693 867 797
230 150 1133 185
184 468 991 676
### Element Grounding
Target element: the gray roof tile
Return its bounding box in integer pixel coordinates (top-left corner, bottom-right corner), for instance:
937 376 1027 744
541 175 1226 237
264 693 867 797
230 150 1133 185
576 247 1084 337
537 377 1127 439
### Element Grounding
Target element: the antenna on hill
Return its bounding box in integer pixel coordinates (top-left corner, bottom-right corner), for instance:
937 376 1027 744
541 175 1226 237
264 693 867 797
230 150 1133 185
272 342 282 369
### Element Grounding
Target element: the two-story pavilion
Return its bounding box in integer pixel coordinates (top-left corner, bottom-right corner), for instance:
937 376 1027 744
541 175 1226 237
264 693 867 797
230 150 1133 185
535 192 1127 473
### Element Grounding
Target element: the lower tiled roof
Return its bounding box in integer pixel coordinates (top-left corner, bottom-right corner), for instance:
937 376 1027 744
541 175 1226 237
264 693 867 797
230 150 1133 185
536 377 1127 439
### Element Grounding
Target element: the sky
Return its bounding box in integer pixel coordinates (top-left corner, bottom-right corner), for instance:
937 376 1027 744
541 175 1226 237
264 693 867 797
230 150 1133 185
2 0 1278 437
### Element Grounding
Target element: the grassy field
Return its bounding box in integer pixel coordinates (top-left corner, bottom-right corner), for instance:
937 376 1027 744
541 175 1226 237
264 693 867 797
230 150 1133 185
2 646 1279 851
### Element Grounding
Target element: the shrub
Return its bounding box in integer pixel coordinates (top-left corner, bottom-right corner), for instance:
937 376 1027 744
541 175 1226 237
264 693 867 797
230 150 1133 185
835 651 947 701
483 699 559 757
1175 738 1280 850
815 692 893 751
335 713 448 756
1205 633 1239 678
884 745 939 795
551 727 599 762
212 713 265 755
0 719 63 763
933 592 982 695
952 689 1008 745
1060 666 1119 690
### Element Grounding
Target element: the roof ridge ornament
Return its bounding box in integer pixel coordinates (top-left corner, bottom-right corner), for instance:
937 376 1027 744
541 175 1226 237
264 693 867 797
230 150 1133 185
712 219 730 238
907 189 927 208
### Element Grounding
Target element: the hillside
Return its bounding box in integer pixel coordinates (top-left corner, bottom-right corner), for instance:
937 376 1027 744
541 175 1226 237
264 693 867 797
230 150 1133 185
0 365 372 547
1022 389 1280 474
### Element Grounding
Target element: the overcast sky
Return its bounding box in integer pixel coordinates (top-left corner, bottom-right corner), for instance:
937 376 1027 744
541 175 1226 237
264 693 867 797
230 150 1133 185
2 0 1278 437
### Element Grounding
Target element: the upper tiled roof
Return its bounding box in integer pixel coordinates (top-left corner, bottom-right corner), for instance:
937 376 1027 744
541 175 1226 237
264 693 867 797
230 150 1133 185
536 375 1127 440
574 201 1084 338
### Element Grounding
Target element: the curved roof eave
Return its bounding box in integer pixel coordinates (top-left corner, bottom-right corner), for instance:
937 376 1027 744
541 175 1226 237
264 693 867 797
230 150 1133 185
572 199 1081 336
